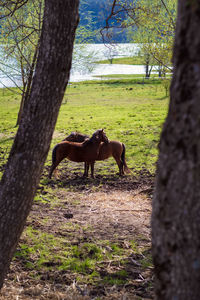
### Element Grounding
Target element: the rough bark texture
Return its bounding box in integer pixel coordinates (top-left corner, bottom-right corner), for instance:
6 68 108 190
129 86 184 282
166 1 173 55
152 1 200 299
0 0 79 288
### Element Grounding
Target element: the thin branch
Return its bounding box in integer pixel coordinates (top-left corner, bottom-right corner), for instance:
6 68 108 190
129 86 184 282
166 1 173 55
7 19 32 69
0 81 22 94
0 0 29 19
150 51 173 72
160 0 176 30
0 60 21 74
0 67 23 91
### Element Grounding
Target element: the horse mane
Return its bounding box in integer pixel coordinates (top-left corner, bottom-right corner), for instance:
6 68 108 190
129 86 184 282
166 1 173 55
64 132 89 142
73 132 89 138
82 138 90 145
82 130 102 146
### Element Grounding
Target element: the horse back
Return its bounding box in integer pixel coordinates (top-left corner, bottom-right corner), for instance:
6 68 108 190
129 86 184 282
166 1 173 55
64 132 89 143
58 141 101 162
97 140 123 160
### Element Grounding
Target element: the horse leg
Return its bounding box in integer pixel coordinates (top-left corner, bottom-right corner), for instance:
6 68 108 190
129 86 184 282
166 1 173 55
121 143 131 174
49 161 60 179
49 155 64 179
113 154 124 176
83 162 89 177
90 162 95 178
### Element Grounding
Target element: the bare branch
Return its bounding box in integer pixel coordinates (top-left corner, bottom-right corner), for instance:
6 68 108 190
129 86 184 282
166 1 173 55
160 0 176 30
0 0 29 19
0 66 23 91
0 81 22 93
0 60 21 74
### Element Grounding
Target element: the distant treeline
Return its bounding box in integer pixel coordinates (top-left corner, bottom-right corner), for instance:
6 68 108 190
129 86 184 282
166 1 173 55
0 1 129 44
78 0 129 43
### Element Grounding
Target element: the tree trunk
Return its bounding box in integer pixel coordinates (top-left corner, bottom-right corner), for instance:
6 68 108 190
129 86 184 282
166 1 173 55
16 89 26 127
152 1 200 299
145 55 150 78
0 0 79 288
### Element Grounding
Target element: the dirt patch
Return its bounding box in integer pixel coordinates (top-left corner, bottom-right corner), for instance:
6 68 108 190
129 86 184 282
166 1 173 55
52 130 67 140
0 172 154 300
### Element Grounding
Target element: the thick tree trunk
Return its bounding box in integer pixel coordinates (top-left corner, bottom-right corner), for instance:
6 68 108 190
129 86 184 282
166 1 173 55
152 1 200 299
0 0 79 288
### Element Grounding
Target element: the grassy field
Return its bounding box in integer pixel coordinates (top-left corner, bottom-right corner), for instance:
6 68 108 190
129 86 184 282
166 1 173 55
0 78 169 299
0 78 168 177
58 79 168 173
95 56 145 65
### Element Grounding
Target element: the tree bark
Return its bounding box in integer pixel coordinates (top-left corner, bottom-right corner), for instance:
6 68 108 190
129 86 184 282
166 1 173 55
152 1 200 299
0 0 79 288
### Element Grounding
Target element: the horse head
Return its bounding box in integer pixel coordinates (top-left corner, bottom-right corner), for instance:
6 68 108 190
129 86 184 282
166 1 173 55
92 129 108 143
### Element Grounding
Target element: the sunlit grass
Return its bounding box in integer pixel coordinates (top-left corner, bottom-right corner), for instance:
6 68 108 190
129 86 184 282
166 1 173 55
95 56 144 65
54 79 169 173
0 81 159 290
14 226 142 285
0 78 169 177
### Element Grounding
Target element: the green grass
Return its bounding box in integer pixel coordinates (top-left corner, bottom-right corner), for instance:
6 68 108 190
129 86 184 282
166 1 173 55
0 79 161 293
15 226 152 287
95 56 145 65
102 270 128 285
94 74 146 79
0 78 169 178
95 55 171 67
14 226 141 285
93 74 171 80
54 79 169 173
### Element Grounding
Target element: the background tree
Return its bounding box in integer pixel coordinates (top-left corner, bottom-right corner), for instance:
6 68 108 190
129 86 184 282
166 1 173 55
0 0 102 122
0 0 44 125
71 4 99 76
152 0 200 298
103 0 176 76
0 0 79 288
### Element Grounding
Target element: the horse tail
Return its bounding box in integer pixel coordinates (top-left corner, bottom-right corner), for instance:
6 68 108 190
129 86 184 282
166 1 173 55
52 144 58 165
121 143 131 174
49 144 59 178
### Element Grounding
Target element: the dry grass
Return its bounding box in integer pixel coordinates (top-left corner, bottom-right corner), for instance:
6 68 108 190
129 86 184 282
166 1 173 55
0 173 154 300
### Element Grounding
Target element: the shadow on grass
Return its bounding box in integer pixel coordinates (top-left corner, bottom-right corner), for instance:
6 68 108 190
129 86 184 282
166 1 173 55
156 95 168 100
43 166 154 193
95 249 153 299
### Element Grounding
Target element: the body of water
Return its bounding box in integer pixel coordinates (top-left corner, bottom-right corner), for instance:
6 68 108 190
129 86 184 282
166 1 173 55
0 43 152 87
70 64 147 82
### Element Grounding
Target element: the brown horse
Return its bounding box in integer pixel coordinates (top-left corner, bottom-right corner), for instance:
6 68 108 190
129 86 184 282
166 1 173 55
64 132 131 176
49 129 108 178
63 131 89 142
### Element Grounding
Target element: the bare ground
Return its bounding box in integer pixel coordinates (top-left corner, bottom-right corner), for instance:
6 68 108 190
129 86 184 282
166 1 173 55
0 170 154 300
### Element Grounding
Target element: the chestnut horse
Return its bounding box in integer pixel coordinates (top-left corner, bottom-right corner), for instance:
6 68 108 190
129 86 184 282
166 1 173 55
49 129 108 178
64 132 130 176
63 132 89 142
